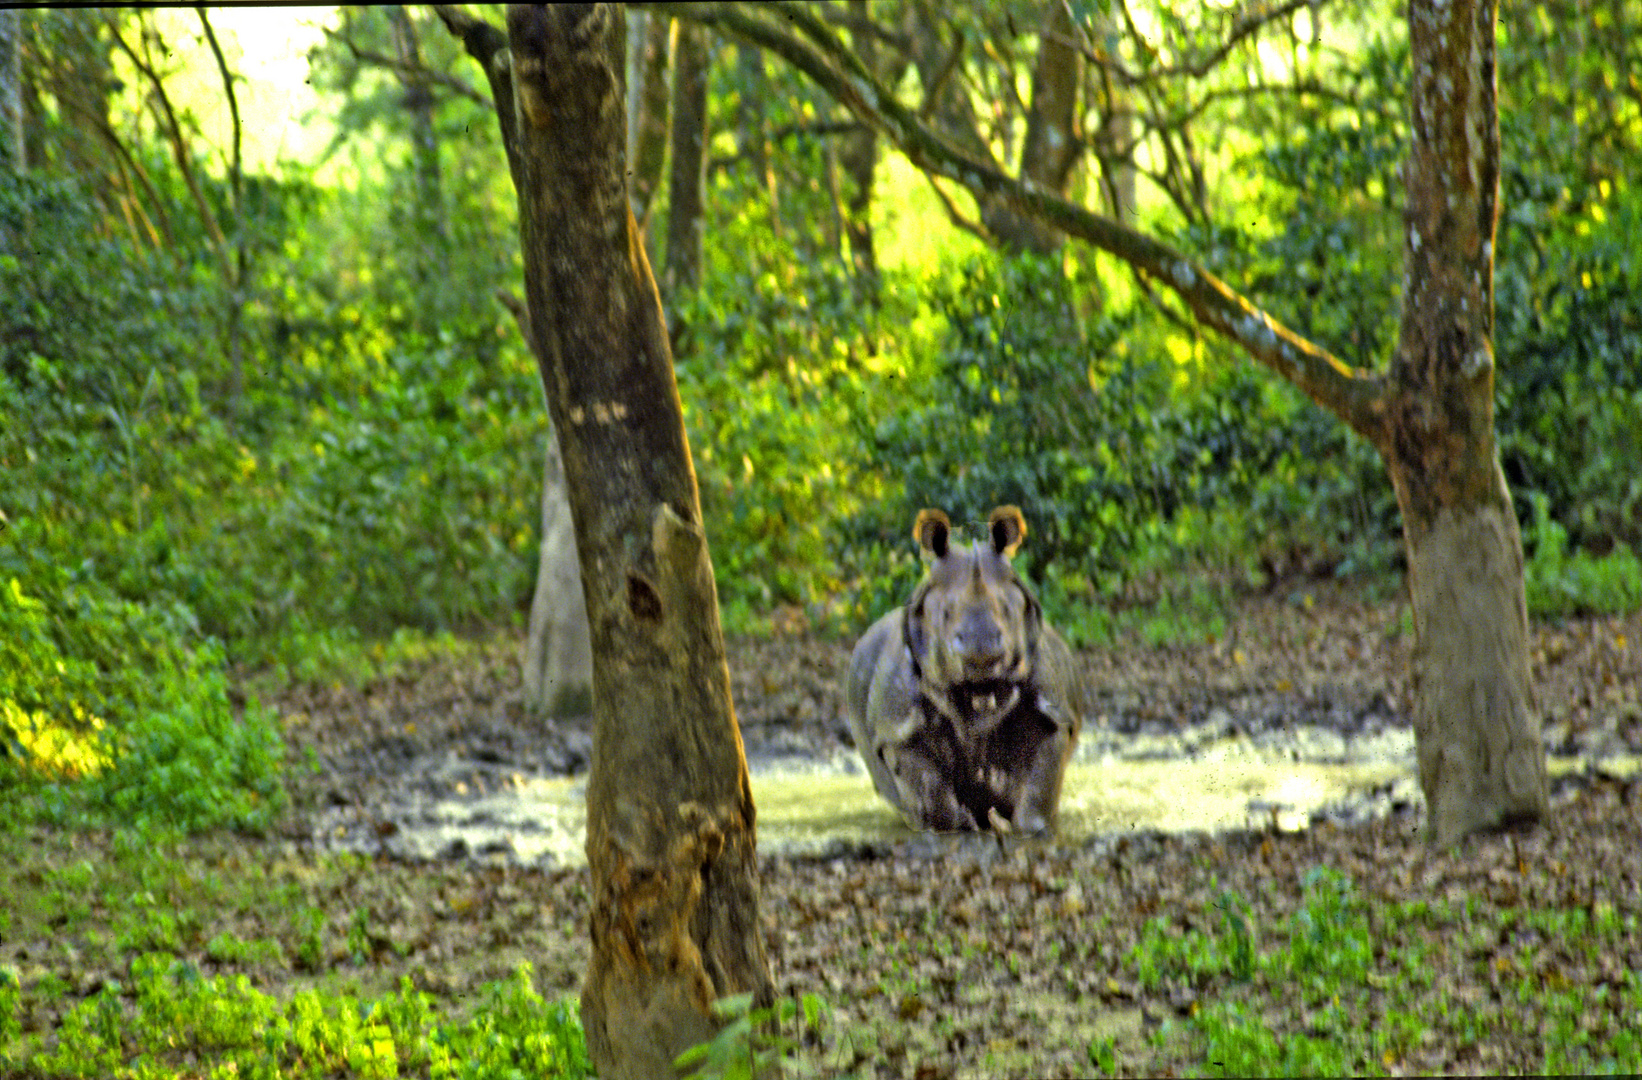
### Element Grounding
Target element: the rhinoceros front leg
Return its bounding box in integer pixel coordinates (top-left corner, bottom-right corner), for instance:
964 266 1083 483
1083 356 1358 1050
884 740 978 832
1007 722 1073 836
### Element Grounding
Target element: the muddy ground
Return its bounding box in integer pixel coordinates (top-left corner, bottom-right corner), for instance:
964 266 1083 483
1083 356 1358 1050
270 580 1642 1076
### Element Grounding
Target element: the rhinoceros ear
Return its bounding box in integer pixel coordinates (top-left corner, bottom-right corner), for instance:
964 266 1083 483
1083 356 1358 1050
988 505 1026 558
914 509 951 558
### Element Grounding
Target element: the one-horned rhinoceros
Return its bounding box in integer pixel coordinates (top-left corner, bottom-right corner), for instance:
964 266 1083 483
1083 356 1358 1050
846 505 1085 834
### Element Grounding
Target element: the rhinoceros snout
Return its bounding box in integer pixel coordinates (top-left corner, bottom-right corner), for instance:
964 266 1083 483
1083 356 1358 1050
951 627 1008 678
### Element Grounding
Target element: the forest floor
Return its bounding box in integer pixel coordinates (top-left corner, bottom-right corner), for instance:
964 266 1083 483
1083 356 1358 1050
7 579 1642 1076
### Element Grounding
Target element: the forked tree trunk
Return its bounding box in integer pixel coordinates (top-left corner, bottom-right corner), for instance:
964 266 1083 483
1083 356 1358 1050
1384 0 1547 842
503 6 773 1076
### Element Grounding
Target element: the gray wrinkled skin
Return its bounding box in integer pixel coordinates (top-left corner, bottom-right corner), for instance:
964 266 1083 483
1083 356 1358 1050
846 507 1085 834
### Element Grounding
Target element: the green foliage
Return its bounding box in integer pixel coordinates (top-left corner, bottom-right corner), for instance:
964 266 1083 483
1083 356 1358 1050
1229 23 1642 569
1 168 545 666
1126 887 1258 994
1524 494 1642 618
8 956 590 1080
0 563 285 836
675 204 906 628
676 992 830 1080
862 253 1152 572
840 250 1401 639
1133 869 1642 1077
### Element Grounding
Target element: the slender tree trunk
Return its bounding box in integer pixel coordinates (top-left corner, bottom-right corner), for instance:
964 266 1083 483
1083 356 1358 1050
502 7 772 1075
387 5 449 333
1012 0 1082 255
197 10 249 413
630 11 671 242
837 0 882 291
1386 0 1547 843
732 43 767 185
732 42 786 243
54 10 118 186
664 18 708 297
1088 12 1135 222
1 9 22 173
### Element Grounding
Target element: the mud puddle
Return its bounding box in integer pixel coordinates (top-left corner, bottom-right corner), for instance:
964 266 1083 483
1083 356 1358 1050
309 712 1611 868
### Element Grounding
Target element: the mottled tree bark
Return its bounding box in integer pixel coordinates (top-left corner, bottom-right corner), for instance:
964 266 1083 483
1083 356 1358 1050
1384 0 1547 842
663 17 708 296
499 6 772 1075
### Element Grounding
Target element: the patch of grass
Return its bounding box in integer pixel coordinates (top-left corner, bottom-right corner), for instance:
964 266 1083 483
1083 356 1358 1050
0 816 594 1079
12 955 588 1080
1 570 287 839
1133 866 1642 1076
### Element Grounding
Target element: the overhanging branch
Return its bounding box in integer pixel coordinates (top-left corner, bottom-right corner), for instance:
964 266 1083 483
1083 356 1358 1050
660 0 1389 447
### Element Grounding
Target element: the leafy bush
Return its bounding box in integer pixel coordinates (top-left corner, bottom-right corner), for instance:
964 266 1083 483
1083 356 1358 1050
1229 28 1642 567
0 558 286 835
675 212 905 627
848 251 1400 620
11 955 590 1080
1524 494 1642 618
1 169 546 669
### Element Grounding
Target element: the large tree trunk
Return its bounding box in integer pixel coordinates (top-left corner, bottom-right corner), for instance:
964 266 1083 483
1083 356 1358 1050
663 17 708 297
503 6 773 1076
1385 0 1547 843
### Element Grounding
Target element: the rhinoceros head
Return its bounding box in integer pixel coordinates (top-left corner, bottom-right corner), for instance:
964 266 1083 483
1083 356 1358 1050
904 506 1042 731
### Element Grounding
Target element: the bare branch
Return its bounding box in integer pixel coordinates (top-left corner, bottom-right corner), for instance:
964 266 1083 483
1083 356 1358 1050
197 9 241 207
661 1 1390 446
923 173 993 245
1079 0 1322 86
325 18 489 107
107 15 231 280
